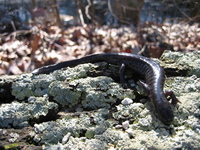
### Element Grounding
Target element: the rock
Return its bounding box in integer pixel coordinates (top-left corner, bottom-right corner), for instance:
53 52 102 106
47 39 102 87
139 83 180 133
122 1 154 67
8 132 19 143
11 63 135 109
0 75 19 102
62 132 71 144
0 51 200 149
0 95 58 128
121 98 133 105
160 50 200 77
122 120 129 130
48 76 134 109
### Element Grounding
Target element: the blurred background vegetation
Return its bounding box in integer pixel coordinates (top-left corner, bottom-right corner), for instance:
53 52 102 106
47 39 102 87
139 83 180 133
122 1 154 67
0 0 199 74
0 0 199 33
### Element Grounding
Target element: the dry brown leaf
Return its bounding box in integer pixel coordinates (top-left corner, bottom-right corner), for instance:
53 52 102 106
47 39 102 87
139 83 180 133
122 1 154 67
8 61 23 75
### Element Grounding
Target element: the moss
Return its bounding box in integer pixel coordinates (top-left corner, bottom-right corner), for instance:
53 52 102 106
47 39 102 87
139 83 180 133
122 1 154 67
4 143 19 149
85 130 95 139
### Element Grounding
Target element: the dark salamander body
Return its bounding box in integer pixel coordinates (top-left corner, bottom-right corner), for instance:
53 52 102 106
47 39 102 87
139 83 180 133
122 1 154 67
32 53 179 125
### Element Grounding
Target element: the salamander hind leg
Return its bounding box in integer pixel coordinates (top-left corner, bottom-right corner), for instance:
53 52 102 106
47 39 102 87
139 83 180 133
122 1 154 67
165 91 181 106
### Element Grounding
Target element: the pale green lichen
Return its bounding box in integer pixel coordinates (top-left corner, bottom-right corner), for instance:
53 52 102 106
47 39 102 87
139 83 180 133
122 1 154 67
33 111 110 144
0 96 58 128
12 74 34 100
95 128 130 147
48 76 134 109
175 92 200 125
160 51 184 63
12 64 135 110
161 50 200 77
48 81 82 106
52 63 97 81
112 103 145 121
12 74 56 99
85 130 95 139
6 51 200 149
166 75 200 94
44 138 108 150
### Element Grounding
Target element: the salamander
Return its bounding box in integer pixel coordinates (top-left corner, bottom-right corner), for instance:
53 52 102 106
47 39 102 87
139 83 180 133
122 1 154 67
32 53 179 125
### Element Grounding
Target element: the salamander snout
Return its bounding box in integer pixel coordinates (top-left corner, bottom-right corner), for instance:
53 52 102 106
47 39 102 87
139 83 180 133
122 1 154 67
155 101 174 125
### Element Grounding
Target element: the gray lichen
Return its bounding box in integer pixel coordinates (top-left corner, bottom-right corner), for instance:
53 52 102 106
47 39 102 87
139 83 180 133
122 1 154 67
51 63 94 81
1 51 200 149
44 138 108 150
12 74 56 99
160 50 200 77
33 51 200 149
49 75 134 109
166 75 200 93
12 63 135 109
0 95 58 128
33 108 111 144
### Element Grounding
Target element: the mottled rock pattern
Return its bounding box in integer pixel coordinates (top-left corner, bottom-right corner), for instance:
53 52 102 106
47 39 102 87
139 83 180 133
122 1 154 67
0 96 58 128
0 51 200 149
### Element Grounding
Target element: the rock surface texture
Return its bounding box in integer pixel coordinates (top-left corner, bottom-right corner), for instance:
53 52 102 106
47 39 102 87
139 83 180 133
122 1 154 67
0 51 200 150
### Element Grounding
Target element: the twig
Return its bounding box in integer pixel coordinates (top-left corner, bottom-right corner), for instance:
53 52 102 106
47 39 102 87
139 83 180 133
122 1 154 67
172 0 192 21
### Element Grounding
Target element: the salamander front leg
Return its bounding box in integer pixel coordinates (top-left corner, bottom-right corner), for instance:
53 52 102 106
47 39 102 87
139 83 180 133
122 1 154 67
138 80 150 95
165 91 181 106
119 63 128 88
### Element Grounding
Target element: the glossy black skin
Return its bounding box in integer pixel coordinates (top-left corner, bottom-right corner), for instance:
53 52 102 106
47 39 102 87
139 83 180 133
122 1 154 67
32 53 174 125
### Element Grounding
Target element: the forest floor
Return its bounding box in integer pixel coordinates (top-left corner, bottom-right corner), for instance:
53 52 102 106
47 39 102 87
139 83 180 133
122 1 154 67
0 23 199 75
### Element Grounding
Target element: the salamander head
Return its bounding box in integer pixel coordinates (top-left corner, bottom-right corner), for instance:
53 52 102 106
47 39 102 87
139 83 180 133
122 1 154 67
154 100 174 125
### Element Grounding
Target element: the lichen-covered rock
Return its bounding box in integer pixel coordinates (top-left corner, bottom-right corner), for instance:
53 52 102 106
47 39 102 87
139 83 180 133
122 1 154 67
165 75 200 126
166 75 200 94
48 80 82 107
160 50 200 77
49 76 134 109
112 103 148 126
12 74 56 100
44 138 108 150
95 128 131 147
12 63 135 109
51 63 93 80
1 51 200 149
0 75 18 102
29 73 200 149
0 95 58 128
33 108 111 144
